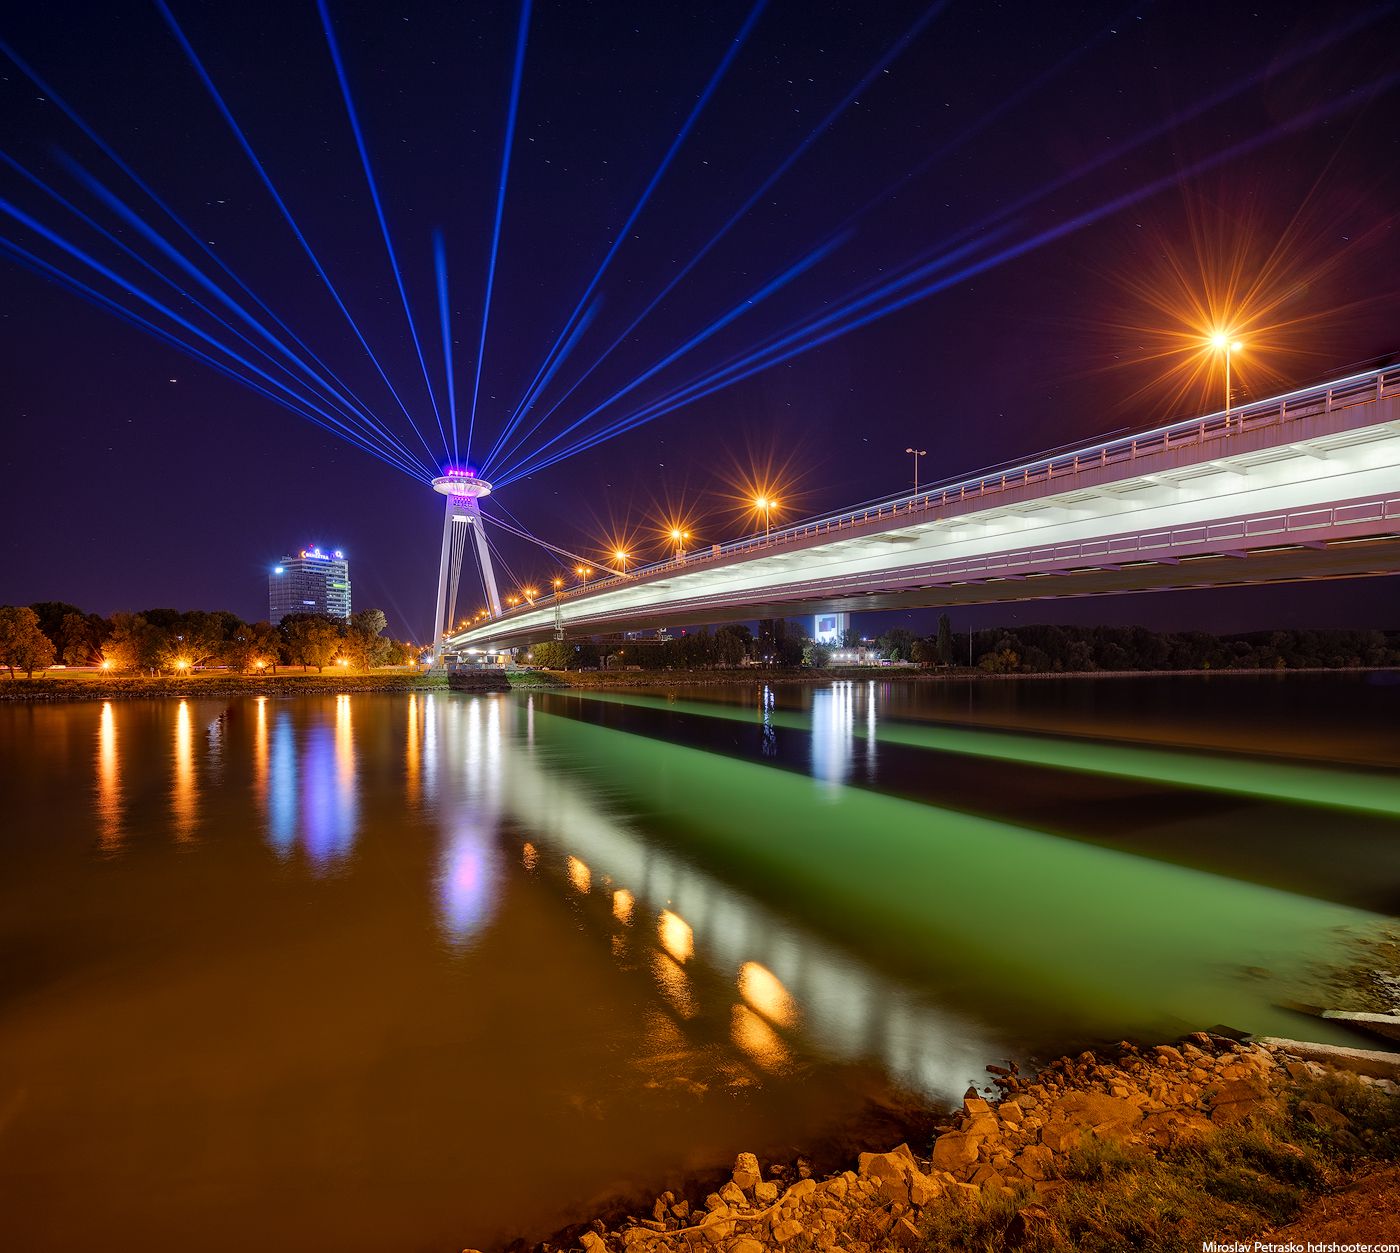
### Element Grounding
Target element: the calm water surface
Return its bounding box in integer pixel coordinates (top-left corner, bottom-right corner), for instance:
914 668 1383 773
1 675 1398 1250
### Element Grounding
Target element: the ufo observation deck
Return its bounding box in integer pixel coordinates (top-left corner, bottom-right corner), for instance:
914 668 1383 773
432 469 493 499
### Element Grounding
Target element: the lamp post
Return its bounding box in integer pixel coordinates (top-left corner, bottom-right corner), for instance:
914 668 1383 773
905 447 926 496
614 549 629 575
754 497 777 539
575 564 593 583
669 527 690 560
1209 332 1243 426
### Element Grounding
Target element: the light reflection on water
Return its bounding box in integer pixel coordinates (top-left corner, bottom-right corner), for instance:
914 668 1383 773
0 683 1395 1252
96 701 120 850
172 699 195 840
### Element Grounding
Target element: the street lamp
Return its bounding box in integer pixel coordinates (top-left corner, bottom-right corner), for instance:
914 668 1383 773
905 447 927 495
1208 331 1244 425
506 594 520 608
754 497 778 538
575 564 592 582
613 549 629 575
669 527 690 560
523 586 538 603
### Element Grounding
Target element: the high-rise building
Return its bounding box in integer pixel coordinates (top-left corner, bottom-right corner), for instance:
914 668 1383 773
269 546 352 622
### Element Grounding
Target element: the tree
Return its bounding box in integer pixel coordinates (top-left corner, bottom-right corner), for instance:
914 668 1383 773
224 620 281 673
0 606 56 677
910 637 937 667
60 611 99 666
28 601 85 647
935 613 954 666
977 647 1020 674
160 610 228 671
250 621 282 672
802 642 831 668
530 640 576 669
102 612 161 673
281 614 342 671
878 627 916 662
344 608 390 670
714 624 752 666
840 627 860 649
381 637 417 667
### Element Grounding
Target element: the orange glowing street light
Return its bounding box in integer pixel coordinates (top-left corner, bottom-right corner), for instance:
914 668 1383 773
668 526 691 559
523 586 538 603
1207 330 1244 423
753 496 779 538
613 549 630 574
506 594 520 607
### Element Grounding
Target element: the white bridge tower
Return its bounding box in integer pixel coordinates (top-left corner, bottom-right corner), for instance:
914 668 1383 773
431 469 501 662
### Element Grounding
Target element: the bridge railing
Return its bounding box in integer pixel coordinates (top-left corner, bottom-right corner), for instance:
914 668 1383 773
486 364 1398 619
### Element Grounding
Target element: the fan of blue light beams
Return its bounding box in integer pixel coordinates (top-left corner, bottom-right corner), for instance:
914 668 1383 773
0 1 1393 521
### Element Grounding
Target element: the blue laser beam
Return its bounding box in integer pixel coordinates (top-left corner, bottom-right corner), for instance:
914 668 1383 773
0 196 434 480
494 226 1004 483
485 0 769 470
0 232 430 479
498 74 1400 485
494 0 950 473
488 228 849 483
51 150 428 469
0 28 428 468
318 0 451 463
465 0 532 468
433 230 460 463
147 3 443 467
498 13 1392 483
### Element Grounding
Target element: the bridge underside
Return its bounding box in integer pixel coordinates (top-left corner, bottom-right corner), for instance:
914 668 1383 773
479 537 1400 647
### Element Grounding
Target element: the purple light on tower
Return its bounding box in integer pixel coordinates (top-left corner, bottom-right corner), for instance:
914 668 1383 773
430 468 500 656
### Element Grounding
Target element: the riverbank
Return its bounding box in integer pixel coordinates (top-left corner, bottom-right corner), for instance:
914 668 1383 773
521 664 1398 690
522 1033 1400 1253
4 664 1392 701
0 671 448 701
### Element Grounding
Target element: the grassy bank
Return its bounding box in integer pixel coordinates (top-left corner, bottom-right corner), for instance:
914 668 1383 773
0 671 448 702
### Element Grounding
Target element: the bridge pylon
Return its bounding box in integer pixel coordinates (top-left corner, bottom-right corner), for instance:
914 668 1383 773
431 470 500 663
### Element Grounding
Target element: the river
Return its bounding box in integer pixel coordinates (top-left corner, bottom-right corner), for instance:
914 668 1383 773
1 674 1397 1250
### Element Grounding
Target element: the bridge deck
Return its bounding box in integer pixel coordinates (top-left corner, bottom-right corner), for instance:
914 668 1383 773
451 366 1400 648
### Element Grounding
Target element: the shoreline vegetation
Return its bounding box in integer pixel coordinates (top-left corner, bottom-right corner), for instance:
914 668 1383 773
519 1032 1400 1253
2 663 1397 701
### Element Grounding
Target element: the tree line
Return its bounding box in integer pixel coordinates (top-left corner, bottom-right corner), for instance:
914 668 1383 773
525 615 1399 674
0 601 419 678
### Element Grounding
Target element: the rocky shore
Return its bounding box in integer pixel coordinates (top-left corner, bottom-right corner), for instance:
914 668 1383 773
497 1034 1400 1253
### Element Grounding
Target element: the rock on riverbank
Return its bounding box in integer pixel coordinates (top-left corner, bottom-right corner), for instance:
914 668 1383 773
500 1033 1400 1253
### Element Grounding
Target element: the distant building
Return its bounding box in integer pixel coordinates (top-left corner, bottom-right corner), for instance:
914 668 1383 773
269 546 351 622
812 612 849 646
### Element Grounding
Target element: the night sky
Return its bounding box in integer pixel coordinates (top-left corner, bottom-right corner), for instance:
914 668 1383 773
2 0 1397 641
